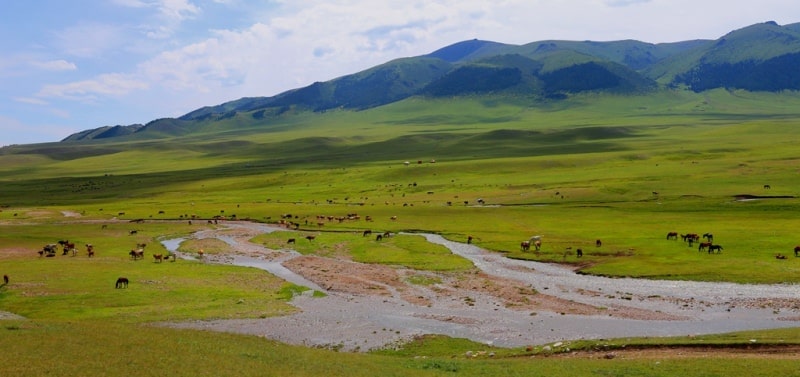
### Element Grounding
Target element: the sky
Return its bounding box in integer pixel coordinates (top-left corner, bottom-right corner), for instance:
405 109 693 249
1 0 798 146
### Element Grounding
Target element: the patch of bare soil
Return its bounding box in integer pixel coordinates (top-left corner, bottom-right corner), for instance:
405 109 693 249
0 247 33 260
282 255 681 320
548 345 800 360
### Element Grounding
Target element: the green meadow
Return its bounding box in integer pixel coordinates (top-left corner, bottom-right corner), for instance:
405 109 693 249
2 89 800 375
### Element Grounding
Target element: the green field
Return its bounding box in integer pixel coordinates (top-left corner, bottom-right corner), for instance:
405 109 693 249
2 90 800 375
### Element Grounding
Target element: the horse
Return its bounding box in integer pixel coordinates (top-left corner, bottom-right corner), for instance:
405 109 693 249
521 241 531 251
153 254 163 263
129 249 144 260
287 238 296 244
534 240 541 251
115 277 129 289
576 248 583 257
702 233 714 242
305 235 316 241
362 230 372 237
698 242 712 252
467 236 473 244
776 254 787 260
3 274 8 284
794 245 800 257
596 239 602 247
666 232 678 240
376 234 383 241
708 244 723 254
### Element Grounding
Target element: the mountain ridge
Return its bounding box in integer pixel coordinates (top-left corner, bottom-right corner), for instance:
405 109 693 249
62 21 800 142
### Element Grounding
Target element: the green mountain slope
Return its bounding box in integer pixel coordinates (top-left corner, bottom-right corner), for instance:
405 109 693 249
51 21 800 142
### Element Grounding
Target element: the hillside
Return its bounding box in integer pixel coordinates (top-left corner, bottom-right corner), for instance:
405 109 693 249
31 21 800 142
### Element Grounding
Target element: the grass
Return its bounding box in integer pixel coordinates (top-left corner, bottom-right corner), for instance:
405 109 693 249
2 90 800 375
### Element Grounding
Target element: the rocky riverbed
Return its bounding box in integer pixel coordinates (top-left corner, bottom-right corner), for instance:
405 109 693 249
162 222 800 352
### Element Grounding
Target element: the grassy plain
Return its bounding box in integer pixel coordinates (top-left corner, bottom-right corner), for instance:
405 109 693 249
2 89 800 375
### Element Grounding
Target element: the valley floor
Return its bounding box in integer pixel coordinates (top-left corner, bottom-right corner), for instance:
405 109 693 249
160 222 800 352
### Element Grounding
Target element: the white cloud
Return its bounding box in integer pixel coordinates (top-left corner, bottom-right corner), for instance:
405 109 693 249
14 97 49 105
155 0 201 22
32 60 78 71
37 73 149 103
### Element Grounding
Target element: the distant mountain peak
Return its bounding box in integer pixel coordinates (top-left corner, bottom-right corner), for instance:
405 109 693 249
426 39 509 62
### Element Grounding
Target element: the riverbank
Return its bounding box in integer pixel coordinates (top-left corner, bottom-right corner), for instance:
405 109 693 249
161 222 800 352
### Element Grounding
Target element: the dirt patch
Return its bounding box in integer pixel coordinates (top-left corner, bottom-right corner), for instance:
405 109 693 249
282 255 680 320
0 247 34 260
544 344 800 360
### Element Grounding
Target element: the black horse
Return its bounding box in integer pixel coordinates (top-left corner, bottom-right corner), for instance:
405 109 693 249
115 277 129 289
708 244 723 254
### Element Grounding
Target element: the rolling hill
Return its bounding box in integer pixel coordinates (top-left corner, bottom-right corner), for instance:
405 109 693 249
36 21 800 142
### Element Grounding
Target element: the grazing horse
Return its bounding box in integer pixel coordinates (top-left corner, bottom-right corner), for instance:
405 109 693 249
467 236 473 244
698 242 712 252
666 232 678 240
521 241 531 251
534 240 541 251
129 249 144 260
596 239 602 247
376 234 383 241
305 235 316 241
793 246 800 257
287 238 296 244
702 233 713 242
153 254 163 263
708 244 723 254
764 184 771 189
363 230 372 237
576 248 583 257
129 230 138 235
3 274 8 284
115 277 129 289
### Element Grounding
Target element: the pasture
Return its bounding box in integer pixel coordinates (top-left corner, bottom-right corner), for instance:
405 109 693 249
2 90 800 375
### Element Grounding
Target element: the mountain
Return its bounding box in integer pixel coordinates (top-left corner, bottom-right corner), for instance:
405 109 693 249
63 21 800 142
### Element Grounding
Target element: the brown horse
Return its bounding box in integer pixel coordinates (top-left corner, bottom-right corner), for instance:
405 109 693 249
153 254 163 263
666 232 678 240
698 242 712 252
129 249 144 260
521 241 530 251
3 274 8 284
115 277 129 289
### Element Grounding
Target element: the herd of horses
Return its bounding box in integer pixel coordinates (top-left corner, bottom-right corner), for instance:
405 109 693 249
668 231 800 258
37 240 92 258
666 232 725 254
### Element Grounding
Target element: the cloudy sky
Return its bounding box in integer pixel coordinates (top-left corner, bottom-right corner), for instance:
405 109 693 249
1 0 797 145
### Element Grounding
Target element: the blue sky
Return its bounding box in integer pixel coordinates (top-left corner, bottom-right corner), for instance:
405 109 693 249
1 0 798 146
